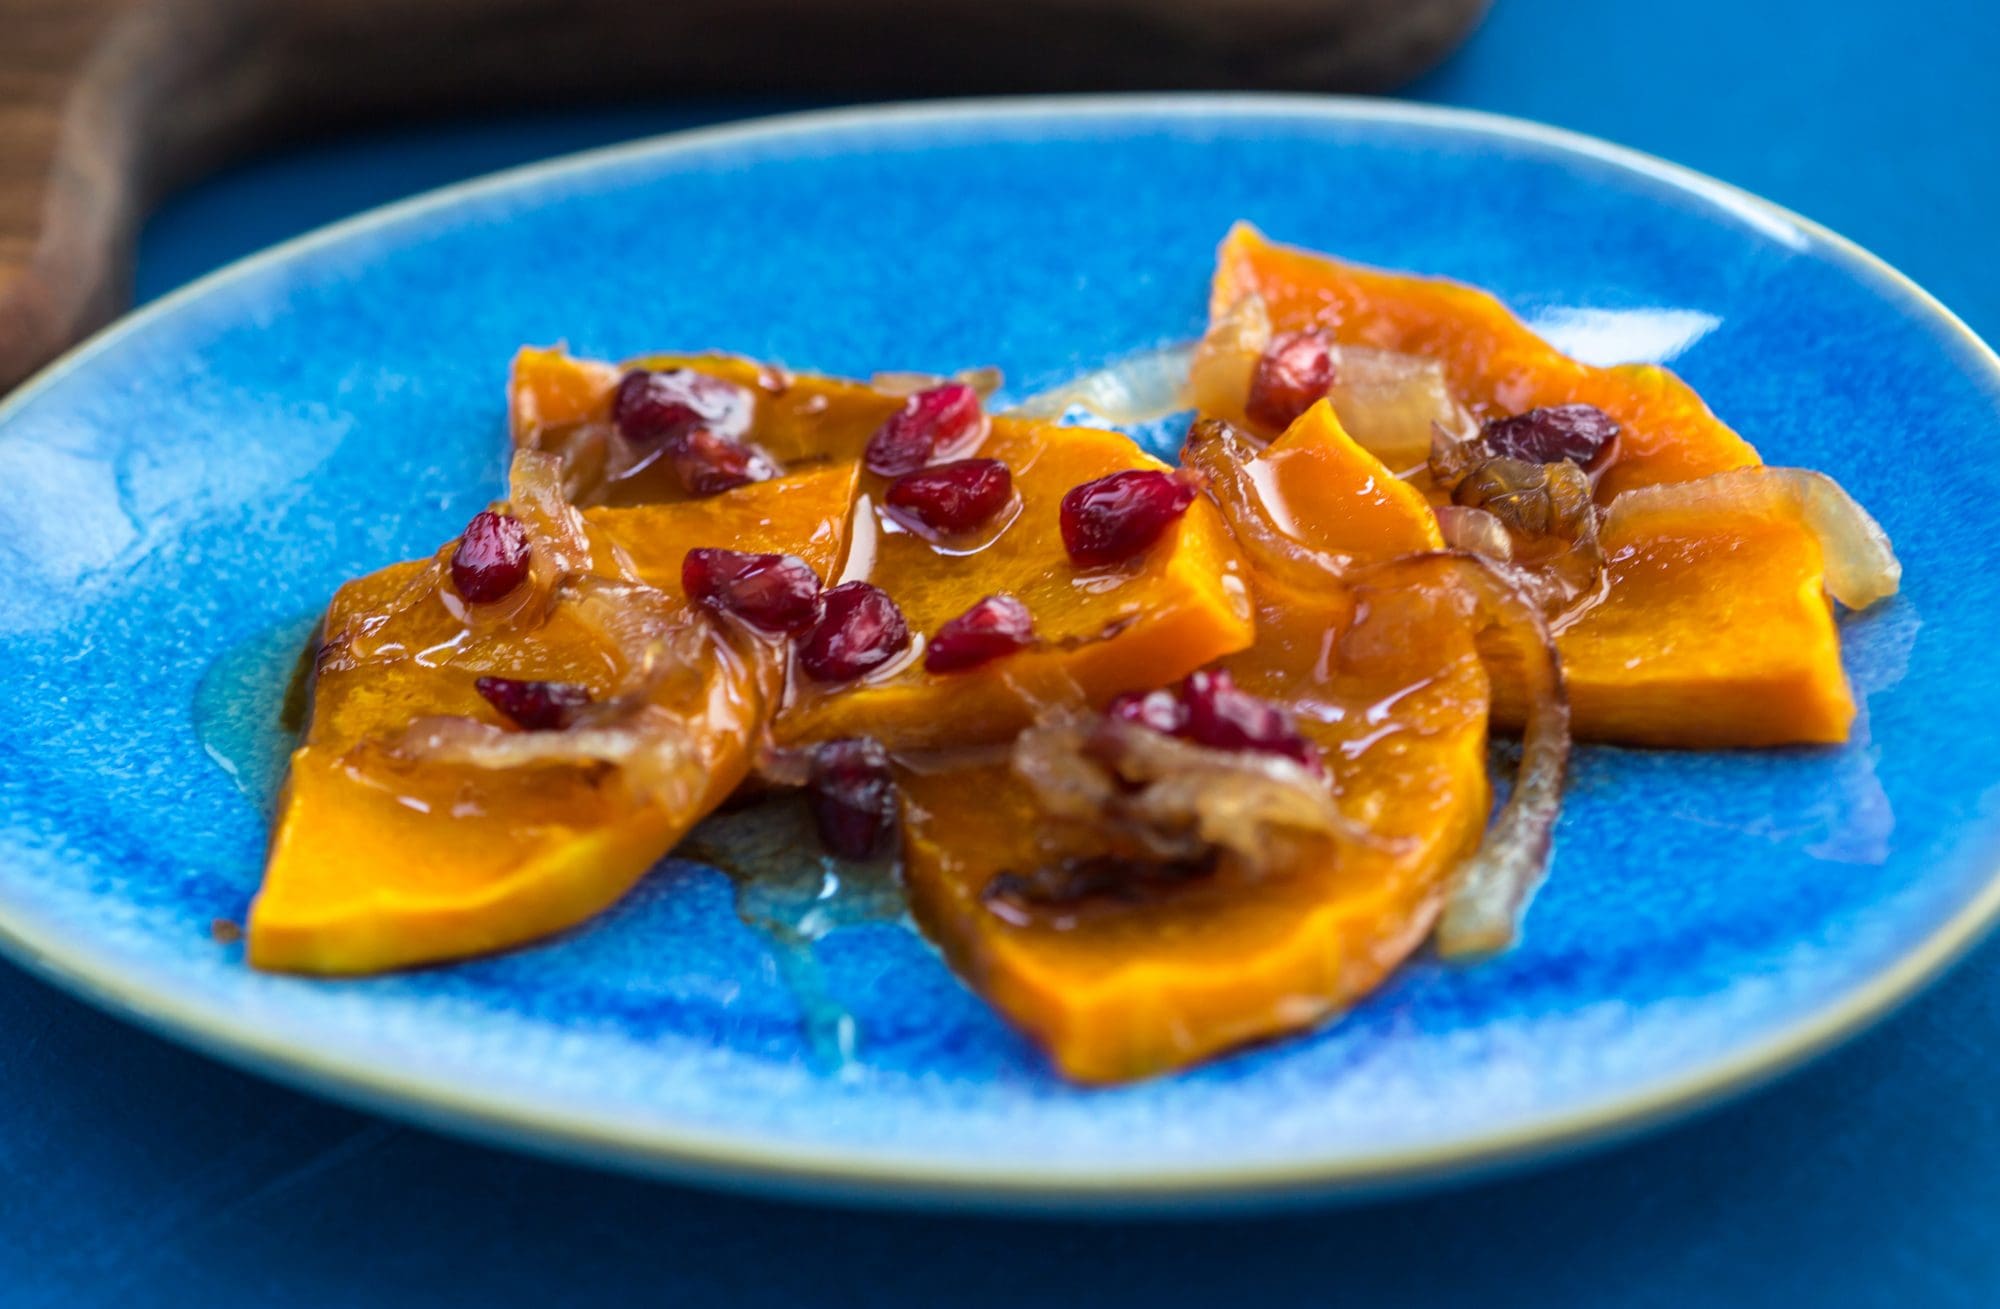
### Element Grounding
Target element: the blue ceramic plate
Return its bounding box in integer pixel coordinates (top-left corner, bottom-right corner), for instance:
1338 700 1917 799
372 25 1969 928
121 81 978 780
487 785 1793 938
1 96 1996 1211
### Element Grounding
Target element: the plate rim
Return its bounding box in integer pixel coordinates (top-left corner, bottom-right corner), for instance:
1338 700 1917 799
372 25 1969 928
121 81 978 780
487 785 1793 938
3 91 1997 1211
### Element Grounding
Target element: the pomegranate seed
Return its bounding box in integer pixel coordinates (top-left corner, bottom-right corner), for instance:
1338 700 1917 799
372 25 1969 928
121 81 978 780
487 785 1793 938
1107 687 1188 735
666 426 780 497
1108 670 1321 772
450 511 531 603
612 368 754 445
863 382 985 476
1480 404 1620 469
1178 669 1321 772
1245 330 1335 431
924 594 1035 673
1059 469 1200 567
475 676 590 730
796 581 911 683
806 737 897 859
884 458 1013 535
682 548 823 634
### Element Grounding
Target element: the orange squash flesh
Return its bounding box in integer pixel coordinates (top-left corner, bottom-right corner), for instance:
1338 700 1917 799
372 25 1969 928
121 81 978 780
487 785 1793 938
511 346 903 506
1525 500 1854 747
1244 400 1443 558
1209 225 1858 748
515 347 1256 751
249 466 857 974
776 418 1255 750
898 407 1491 1083
1209 222 1760 498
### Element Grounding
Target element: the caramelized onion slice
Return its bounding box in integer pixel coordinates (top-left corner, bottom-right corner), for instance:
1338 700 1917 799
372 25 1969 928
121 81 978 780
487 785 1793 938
1326 347 1471 473
1011 713 1367 872
1351 553 1572 959
1181 417 1357 591
1007 343 1197 425
1435 505 1514 561
1185 290 1274 426
1605 467 1900 610
871 365 1005 399
379 703 706 811
1187 405 1572 955
507 448 598 577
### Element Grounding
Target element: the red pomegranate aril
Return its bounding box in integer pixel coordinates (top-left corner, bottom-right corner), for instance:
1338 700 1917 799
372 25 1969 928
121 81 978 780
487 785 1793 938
1245 330 1336 431
796 581 911 683
924 594 1035 673
667 426 780 497
1107 687 1188 736
450 510 532 603
612 368 755 445
1480 403 1621 469
807 737 897 859
474 676 591 731
863 381 986 477
885 459 1013 534
1059 468 1200 567
682 548 823 634
1179 669 1322 772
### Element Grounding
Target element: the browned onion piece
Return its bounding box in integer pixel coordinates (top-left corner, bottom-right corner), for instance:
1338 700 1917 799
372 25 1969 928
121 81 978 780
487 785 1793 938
1435 505 1514 561
1429 444 1608 625
1010 713 1370 872
560 574 708 687
507 448 597 576
1429 419 1487 491
1604 467 1900 609
378 703 709 811
1452 457 1597 542
1351 553 1572 958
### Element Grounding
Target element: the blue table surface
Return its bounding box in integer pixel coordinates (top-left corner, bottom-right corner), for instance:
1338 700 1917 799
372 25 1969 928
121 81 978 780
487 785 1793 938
9 0 2000 1303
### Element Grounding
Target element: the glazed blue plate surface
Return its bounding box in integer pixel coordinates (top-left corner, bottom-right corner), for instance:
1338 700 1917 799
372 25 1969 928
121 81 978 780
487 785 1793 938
1 97 1996 1210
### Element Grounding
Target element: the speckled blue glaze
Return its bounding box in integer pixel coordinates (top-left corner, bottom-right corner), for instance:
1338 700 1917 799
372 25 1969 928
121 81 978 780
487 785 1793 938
1 98 1997 1209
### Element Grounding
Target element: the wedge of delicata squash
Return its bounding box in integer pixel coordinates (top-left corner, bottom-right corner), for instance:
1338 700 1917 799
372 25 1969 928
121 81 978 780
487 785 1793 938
1191 222 1899 747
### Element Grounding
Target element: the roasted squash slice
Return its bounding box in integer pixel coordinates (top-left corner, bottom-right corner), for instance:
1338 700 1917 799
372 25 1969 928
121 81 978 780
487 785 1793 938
511 346 904 506
1205 222 1760 497
515 347 1256 749
1530 488 1853 746
1237 399 1443 558
777 417 1255 750
1201 224 1880 748
898 406 1491 1082
250 460 858 973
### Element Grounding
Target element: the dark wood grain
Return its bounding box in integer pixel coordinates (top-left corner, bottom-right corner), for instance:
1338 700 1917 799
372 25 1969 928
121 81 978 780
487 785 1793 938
0 0 1487 393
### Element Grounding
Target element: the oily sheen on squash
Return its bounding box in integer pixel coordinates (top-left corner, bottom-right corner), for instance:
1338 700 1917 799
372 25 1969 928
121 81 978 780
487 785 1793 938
250 463 857 973
511 345 904 506
515 345 1257 750
1206 222 1760 496
1205 224 1860 747
898 402 1492 1083
1540 490 1853 746
777 419 1256 750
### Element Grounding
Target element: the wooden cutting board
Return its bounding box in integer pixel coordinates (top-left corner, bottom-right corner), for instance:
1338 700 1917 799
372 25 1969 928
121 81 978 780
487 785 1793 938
0 0 1486 394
